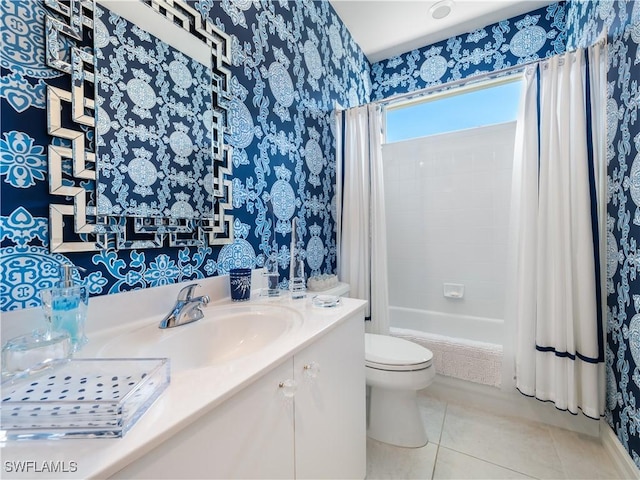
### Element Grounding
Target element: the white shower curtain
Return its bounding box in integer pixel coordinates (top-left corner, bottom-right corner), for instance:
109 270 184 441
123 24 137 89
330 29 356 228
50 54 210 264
336 104 390 335
507 45 606 418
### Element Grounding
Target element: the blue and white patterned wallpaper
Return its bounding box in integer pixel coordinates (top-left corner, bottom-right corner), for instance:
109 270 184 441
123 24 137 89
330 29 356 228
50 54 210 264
566 0 640 468
0 0 370 310
370 2 566 101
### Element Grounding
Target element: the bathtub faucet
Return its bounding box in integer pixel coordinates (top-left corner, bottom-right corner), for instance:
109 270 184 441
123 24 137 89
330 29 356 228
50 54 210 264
159 284 210 329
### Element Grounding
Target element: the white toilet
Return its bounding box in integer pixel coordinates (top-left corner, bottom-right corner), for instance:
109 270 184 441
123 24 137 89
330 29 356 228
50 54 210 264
365 333 435 448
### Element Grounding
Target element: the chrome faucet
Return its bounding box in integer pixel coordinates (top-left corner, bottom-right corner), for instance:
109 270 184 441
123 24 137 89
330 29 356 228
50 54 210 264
159 284 210 329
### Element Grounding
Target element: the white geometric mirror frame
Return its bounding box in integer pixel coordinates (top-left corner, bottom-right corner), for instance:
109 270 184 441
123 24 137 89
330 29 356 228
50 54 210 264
44 0 234 252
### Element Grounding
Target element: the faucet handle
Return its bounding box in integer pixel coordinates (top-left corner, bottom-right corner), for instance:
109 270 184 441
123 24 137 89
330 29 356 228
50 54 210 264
177 284 200 301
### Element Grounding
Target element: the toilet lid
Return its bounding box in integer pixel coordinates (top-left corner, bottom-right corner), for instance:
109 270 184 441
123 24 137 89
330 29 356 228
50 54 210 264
365 333 433 371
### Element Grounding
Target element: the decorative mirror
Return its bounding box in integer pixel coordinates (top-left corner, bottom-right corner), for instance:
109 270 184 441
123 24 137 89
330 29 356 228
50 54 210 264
44 0 233 252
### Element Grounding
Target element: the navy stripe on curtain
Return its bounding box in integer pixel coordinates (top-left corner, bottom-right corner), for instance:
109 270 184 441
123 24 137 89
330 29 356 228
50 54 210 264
533 49 604 364
584 48 605 363
535 345 601 364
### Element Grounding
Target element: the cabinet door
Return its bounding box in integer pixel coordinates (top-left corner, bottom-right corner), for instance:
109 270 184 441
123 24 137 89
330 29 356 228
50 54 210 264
111 358 295 479
294 313 366 479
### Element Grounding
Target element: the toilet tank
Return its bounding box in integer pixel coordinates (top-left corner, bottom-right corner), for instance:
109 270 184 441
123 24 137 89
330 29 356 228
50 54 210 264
311 282 350 297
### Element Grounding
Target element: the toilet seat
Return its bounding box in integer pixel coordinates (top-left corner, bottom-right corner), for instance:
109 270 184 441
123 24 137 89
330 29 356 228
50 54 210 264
365 333 433 371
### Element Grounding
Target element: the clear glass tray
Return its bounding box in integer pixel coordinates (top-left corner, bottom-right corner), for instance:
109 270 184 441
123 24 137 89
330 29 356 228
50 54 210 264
1 358 170 440
311 294 341 308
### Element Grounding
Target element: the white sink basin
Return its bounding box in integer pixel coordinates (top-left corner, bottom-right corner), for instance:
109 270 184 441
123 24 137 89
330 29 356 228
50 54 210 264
98 304 303 371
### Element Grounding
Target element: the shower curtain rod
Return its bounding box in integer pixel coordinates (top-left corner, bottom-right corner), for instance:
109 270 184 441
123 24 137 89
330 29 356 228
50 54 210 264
375 39 607 110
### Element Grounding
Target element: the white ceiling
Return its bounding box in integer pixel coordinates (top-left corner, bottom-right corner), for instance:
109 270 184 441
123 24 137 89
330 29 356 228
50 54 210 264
329 0 556 63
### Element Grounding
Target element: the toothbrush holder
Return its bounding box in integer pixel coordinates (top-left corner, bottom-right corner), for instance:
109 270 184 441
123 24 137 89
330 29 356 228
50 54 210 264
229 268 252 301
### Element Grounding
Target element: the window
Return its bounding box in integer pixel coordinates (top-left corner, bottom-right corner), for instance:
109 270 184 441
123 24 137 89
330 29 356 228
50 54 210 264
384 77 523 143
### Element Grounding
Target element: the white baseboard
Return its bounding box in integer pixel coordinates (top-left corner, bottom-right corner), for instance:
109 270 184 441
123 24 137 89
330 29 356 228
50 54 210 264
600 421 640 479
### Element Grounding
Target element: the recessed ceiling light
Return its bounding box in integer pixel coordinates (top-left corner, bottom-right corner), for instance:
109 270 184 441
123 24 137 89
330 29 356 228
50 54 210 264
429 0 453 20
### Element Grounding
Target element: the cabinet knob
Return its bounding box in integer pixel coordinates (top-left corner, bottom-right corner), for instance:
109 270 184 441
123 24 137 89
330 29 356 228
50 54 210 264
303 361 320 379
278 379 297 398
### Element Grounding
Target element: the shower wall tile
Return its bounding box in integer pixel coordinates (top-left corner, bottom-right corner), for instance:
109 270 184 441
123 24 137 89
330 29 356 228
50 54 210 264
384 122 516 322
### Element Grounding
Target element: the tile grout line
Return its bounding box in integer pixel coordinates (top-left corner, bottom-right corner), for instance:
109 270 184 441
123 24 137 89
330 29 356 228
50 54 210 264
436 444 539 479
546 424 569 480
431 443 440 480
437 400 539 479
431 401 449 479
437 401 448 445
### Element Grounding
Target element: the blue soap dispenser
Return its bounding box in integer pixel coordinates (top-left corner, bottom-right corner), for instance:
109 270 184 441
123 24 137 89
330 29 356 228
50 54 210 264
43 265 89 353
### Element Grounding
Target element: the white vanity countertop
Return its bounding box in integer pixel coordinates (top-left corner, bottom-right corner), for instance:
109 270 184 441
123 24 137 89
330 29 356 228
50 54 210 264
1 293 366 479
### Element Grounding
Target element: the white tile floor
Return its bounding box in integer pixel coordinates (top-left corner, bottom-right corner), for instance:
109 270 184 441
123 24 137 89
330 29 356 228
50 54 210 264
367 391 622 480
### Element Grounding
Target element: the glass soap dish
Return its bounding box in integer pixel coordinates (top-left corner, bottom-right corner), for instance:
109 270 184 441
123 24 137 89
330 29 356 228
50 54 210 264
1 358 170 440
311 294 341 308
1 329 71 378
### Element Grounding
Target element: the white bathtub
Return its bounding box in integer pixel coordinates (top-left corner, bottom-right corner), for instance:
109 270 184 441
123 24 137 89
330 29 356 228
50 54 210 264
389 306 504 387
389 306 504 345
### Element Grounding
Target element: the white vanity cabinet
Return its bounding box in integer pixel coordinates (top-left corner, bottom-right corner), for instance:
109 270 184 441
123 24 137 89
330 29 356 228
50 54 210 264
294 311 365 479
111 358 295 479
111 310 365 479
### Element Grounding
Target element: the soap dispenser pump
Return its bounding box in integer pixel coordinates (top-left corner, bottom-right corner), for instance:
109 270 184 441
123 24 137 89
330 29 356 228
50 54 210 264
40 265 89 353
59 264 79 288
